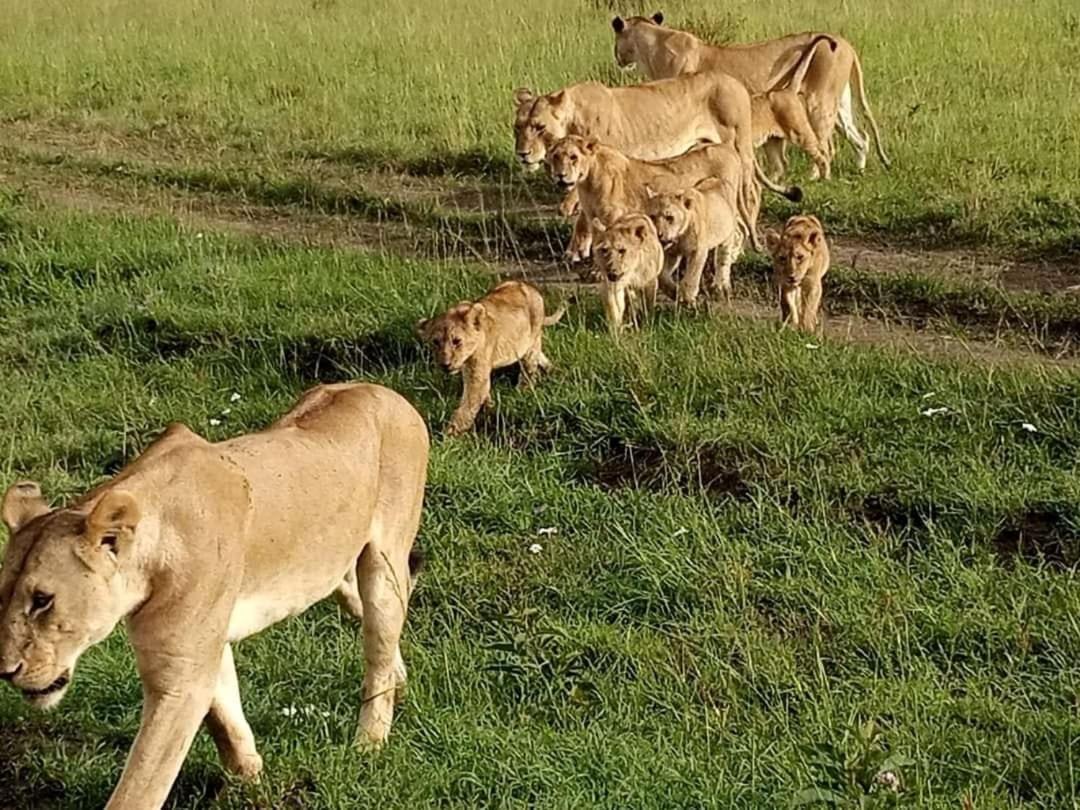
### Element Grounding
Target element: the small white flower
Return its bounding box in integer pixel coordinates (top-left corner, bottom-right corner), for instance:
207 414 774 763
528 543 543 555
195 232 204 239
921 392 936 399
875 770 901 793
209 418 222 426
281 705 298 718
230 392 242 402
221 408 231 416
920 407 949 417
1021 422 1037 433
537 527 558 536
804 343 820 350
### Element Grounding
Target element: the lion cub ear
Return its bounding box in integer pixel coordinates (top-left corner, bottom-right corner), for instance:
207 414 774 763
549 90 567 107
644 185 657 200
633 223 649 241
414 317 431 339
682 194 694 210
2 481 49 533
652 11 665 25
584 139 599 154
591 218 607 234
79 490 141 570
512 88 535 109
764 229 782 255
806 231 822 247
467 303 488 330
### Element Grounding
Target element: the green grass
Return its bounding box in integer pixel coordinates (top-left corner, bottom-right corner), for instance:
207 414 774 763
0 0 1078 253
1 193 1080 808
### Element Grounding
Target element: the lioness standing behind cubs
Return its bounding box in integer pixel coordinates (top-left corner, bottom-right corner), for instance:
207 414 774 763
610 13 889 174
645 178 744 305
766 214 831 333
592 214 665 334
0 383 428 810
416 280 566 436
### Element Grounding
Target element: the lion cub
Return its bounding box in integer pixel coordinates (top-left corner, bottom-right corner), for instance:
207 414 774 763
592 214 664 334
417 281 565 436
645 179 744 305
766 214 830 333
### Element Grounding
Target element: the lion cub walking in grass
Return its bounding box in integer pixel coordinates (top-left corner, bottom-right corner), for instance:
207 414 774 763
417 281 565 436
766 214 831 333
592 214 664 334
645 179 744 305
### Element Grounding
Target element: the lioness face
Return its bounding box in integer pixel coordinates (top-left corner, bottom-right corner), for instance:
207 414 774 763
416 304 487 373
513 91 570 169
544 137 596 190
646 191 692 245
593 216 657 283
0 487 137 710
611 13 664 70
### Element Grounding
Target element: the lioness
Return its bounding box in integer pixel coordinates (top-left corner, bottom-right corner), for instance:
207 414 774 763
766 214 831 333
545 136 762 266
513 74 801 252
416 280 566 436
610 13 889 173
752 36 837 180
645 179 743 305
592 214 664 334
0 383 428 810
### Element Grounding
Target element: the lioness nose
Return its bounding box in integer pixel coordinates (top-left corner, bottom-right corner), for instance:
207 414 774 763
0 662 23 681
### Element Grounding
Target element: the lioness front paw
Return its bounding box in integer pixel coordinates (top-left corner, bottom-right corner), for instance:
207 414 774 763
558 198 580 218
355 722 391 753
224 751 264 783
445 419 472 437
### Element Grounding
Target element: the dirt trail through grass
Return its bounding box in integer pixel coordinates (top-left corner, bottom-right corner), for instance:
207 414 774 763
2 120 1077 367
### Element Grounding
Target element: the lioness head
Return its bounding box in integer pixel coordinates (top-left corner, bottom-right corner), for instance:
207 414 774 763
0 484 142 710
416 303 489 373
592 215 659 283
545 136 598 191
766 215 825 287
611 12 665 70
513 87 571 170
644 185 694 246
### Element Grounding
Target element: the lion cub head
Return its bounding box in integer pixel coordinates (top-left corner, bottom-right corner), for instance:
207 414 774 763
0 484 142 710
513 88 572 170
416 303 490 373
545 136 598 191
644 185 696 246
592 214 661 284
766 215 826 287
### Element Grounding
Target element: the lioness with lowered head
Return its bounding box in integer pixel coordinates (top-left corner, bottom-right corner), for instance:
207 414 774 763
766 214 831 333
0 383 428 810
417 280 566 436
610 13 889 174
545 135 768 267
513 74 801 252
592 214 665 334
645 178 744 305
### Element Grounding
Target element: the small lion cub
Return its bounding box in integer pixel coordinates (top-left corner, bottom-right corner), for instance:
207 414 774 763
417 281 566 436
645 179 744 305
766 214 830 333
591 214 664 335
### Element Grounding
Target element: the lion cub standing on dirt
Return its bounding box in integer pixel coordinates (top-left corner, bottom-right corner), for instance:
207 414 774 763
417 281 565 436
645 178 744 305
592 214 664 334
766 214 831 333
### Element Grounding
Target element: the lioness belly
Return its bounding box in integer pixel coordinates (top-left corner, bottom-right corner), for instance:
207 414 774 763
227 576 342 642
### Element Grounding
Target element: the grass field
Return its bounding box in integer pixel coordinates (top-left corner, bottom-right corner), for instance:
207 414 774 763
1 1 1080 808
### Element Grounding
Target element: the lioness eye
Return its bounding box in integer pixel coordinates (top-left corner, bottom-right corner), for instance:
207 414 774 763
30 591 53 614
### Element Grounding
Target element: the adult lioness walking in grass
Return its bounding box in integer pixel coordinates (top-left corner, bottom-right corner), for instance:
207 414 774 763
0 383 428 810
610 13 889 174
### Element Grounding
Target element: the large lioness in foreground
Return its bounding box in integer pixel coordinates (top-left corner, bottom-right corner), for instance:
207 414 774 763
611 13 889 173
417 280 566 436
513 74 800 251
0 383 428 810
545 136 760 266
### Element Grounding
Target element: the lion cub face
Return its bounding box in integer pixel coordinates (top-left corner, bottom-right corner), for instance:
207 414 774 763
592 215 659 284
767 215 826 287
645 187 694 245
545 136 597 190
416 304 488 373
513 88 571 169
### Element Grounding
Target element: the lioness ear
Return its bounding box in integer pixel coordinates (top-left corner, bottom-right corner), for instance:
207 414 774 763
2 481 49 533
81 490 141 567
512 87 534 109
467 303 487 330
549 90 566 107
612 16 625 33
652 11 664 25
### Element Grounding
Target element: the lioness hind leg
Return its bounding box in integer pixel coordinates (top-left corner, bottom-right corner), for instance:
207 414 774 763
836 84 870 171
205 644 263 782
355 541 411 751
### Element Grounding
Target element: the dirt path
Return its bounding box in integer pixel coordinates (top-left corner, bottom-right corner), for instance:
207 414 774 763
0 120 1076 370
